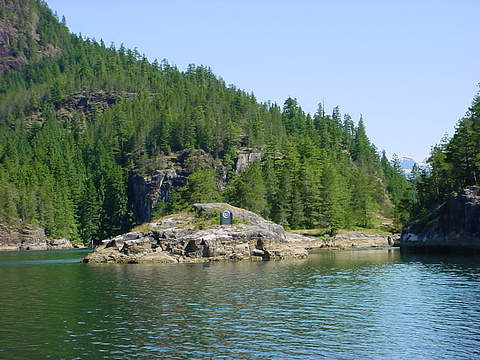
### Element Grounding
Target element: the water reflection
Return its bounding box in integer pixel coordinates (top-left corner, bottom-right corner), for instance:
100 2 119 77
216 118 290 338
1 249 480 359
401 250 480 281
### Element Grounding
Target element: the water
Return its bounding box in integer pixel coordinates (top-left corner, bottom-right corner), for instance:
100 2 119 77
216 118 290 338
1 248 480 359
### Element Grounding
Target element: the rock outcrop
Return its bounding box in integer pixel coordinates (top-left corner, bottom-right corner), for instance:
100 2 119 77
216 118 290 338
129 168 185 223
128 149 215 223
193 203 285 239
83 203 308 264
0 222 48 250
0 221 74 251
0 1 59 71
401 186 480 250
235 149 262 173
48 238 74 249
23 91 140 130
286 232 398 250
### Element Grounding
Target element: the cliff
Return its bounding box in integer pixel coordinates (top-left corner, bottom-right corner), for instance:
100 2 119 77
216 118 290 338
235 149 262 173
401 186 480 250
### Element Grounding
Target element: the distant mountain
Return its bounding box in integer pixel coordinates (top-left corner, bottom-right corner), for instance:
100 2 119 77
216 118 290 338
395 156 429 174
398 157 416 172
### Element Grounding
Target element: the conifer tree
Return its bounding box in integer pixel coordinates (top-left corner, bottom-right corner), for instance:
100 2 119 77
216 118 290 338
173 169 221 210
224 162 267 216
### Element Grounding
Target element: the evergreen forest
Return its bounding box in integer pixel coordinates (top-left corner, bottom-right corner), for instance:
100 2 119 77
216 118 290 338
0 0 417 244
407 91 480 217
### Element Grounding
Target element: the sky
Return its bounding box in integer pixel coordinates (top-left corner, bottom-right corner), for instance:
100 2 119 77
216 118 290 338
47 0 480 163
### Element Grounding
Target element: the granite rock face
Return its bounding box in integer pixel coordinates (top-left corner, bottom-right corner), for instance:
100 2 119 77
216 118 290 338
128 149 216 223
83 204 307 264
192 203 285 240
129 168 184 223
235 149 262 173
0 1 59 71
401 186 480 250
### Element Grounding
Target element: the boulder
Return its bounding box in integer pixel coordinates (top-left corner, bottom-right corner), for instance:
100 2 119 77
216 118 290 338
48 238 73 249
401 186 480 250
134 251 177 264
192 203 285 240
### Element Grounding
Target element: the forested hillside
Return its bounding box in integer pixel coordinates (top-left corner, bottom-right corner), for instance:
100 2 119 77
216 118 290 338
0 0 412 244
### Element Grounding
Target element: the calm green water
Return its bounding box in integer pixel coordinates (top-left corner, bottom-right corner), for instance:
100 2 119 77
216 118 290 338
1 248 480 359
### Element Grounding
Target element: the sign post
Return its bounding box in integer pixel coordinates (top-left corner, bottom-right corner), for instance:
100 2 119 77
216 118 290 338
220 210 233 225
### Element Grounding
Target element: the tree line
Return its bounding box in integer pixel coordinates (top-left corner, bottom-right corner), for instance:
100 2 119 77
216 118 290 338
405 89 480 219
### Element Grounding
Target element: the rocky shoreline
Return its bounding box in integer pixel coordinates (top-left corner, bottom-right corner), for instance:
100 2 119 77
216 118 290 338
83 203 397 264
0 221 80 251
286 232 399 250
401 186 480 251
0 238 79 251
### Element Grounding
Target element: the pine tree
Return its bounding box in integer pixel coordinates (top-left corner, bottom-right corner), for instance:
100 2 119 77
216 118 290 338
350 169 375 228
319 164 343 234
224 162 267 216
173 169 221 210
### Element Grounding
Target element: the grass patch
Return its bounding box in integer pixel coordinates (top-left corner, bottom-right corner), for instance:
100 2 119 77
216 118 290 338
233 218 250 225
289 228 331 237
130 223 155 233
195 216 219 230
338 227 391 235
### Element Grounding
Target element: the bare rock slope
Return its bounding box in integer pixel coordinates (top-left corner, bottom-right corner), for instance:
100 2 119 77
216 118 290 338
83 203 307 264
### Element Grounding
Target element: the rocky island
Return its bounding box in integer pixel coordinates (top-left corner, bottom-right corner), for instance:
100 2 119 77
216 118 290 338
84 203 307 263
84 203 396 264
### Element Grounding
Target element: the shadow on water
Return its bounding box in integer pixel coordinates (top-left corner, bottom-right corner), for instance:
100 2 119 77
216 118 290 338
400 248 480 263
400 248 480 280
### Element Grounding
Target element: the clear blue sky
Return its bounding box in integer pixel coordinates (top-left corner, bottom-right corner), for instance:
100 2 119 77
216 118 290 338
47 0 480 162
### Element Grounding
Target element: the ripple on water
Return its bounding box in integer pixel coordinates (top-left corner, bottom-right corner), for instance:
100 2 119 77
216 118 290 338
1 249 480 359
